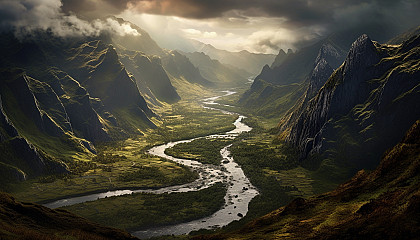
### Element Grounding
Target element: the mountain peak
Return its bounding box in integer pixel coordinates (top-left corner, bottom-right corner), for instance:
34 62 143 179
103 44 119 64
262 64 271 71
278 49 286 56
343 34 379 75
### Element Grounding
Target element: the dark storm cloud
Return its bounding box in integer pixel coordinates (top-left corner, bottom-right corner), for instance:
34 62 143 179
125 0 417 26
62 0 420 33
0 0 141 38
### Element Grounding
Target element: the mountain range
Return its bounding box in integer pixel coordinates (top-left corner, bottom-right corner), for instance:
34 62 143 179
0 17 262 183
187 40 276 76
0 12 419 240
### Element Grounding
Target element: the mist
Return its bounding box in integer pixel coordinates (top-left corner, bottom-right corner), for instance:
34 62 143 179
0 0 140 38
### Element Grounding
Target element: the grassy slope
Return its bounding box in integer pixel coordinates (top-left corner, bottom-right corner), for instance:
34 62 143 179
193 120 420 240
7 82 237 203
0 192 137 240
62 183 226 231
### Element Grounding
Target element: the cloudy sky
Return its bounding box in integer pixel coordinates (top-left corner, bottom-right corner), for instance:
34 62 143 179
2 0 420 53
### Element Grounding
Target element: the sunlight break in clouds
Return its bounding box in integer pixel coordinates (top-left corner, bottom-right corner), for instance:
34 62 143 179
118 9 304 54
0 0 140 38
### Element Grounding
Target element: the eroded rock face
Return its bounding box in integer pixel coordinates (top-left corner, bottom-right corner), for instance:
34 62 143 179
0 91 67 181
277 42 345 136
47 69 110 143
121 52 180 104
283 34 420 170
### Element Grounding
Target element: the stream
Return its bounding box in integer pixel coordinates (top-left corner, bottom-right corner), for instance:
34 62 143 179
43 90 259 239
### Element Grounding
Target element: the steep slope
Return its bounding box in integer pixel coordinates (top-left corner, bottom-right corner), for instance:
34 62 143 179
180 51 250 87
161 50 213 87
277 43 345 134
110 18 212 90
189 40 276 75
0 192 138 240
0 31 157 183
109 17 164 56
119 50 180 104
196 119 420 240
387 25 420 45
0 90 65 183
281 34 420 180
270 49 292 68
239 38 346 118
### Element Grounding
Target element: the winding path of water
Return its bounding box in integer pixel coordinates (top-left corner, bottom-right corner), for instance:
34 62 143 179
43 91 259 239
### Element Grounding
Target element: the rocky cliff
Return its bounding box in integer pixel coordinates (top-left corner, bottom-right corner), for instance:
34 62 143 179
239 37 346 118
120 51 180 104
0 31 158 182
282 34 420 178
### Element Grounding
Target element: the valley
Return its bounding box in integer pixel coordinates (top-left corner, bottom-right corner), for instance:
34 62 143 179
0 2 419 239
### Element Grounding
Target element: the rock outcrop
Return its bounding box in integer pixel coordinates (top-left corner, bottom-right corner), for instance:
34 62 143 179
282 34 420 173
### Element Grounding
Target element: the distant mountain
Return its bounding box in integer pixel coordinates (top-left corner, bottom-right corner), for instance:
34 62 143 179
109 17 164 56
270 49 293 68
279 34 420 181
112 18 212 89
196 119 420 240
179 51 251 87
0 192 137 239
188 40 276 75
0 31 156 182
387 25 420 44
237 25 408 119
160 50 213 87
119 49 180 104
239 36 347 118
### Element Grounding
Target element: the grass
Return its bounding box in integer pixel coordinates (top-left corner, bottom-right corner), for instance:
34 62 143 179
145 100 238 144
7 138 197 203
165 138 234 165
7 91 238 204
61 183 227 231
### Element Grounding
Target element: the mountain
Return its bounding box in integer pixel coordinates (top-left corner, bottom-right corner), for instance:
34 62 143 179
188 40 276 75
239 36 347 118
119 49 180 104
0 31 157 183
0 191 137 240
388 26 420 45
270 49 293 68
160 50 213 87
195 119 420 240
179 51 251 87
278 34 420 181
109 17 164 56
112 18 212 89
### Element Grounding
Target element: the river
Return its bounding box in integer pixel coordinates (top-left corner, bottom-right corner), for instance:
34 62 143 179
43 90 259 239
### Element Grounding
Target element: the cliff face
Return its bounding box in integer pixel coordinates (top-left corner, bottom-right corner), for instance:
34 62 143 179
239 38 346 119
282 34 420 174
46 69 110 143
0 70 68 182
120 51 180 104
0 31 159 182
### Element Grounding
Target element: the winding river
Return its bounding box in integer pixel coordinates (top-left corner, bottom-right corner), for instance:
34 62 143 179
43 91 259 239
